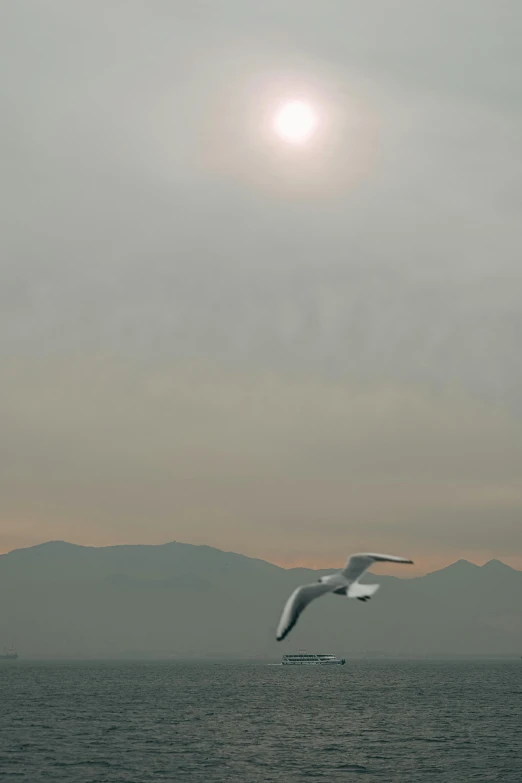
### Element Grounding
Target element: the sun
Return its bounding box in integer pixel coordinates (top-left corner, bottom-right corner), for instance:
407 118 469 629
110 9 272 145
273 100 318 145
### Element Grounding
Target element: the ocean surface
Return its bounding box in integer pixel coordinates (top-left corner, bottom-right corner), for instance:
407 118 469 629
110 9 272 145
0 660 521 782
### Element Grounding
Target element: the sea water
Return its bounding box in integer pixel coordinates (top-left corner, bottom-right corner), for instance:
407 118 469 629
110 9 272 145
0 660 520 782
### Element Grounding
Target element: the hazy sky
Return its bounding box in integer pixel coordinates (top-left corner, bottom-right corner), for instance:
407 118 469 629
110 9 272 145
1 1 521 572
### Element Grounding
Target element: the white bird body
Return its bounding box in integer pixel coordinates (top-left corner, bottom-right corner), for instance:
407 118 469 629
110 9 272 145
276 552 413 641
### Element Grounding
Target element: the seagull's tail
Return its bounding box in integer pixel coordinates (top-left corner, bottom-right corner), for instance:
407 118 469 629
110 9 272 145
347 582 380 602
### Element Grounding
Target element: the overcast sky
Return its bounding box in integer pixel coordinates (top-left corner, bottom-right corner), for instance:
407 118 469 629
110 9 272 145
1 1 521 572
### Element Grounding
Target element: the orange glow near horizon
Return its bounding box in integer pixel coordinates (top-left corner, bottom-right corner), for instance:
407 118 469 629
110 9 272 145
2 532 521 575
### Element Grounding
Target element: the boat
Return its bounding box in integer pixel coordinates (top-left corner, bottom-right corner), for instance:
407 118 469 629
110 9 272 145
282 653 345 665
0 647 19 660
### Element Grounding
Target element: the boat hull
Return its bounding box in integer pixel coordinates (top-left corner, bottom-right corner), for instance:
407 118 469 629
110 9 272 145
282 654 345 666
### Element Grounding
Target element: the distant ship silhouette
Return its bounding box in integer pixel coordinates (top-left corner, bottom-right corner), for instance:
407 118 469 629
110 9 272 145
0 647 19 660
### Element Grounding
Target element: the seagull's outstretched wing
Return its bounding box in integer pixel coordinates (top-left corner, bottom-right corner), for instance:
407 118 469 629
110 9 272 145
342 553 413 583
276 583 332 641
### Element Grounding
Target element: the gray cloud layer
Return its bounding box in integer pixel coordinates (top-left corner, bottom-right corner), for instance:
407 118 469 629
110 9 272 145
1 2 521 564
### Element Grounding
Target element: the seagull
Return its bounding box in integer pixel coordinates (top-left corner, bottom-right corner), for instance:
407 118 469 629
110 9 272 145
276 552 413 641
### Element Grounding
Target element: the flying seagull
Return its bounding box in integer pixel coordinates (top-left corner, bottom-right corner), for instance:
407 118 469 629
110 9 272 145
276 552 413 641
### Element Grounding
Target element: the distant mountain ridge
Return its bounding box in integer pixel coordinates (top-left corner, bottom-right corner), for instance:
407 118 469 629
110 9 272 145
0 541 520 659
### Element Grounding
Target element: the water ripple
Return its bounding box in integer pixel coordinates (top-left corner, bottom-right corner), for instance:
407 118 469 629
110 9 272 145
0 660 521 782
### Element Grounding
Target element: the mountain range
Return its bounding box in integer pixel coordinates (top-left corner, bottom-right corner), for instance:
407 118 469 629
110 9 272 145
1 541 520 659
